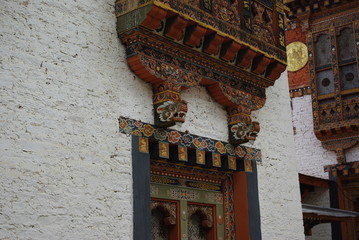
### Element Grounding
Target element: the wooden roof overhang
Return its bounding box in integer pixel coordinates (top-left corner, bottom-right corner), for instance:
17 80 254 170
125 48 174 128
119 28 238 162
284 0 357 18
116 0 287 144
299 173 330 199
300 173 330 188
302 204 359 236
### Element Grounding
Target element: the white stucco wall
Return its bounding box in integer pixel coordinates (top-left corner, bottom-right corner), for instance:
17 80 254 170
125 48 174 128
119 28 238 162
1 0 304 239
251 72 304 240
1 0 150 238
291 95 337 179
291 95 336 239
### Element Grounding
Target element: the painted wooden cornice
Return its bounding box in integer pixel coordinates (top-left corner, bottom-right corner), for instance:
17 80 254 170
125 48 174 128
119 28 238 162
116 0 287 144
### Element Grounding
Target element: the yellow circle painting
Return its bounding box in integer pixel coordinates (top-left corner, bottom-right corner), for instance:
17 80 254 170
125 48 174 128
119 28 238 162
286 41 309 72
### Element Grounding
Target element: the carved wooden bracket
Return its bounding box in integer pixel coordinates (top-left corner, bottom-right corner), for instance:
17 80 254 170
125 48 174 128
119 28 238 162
116 1 287 144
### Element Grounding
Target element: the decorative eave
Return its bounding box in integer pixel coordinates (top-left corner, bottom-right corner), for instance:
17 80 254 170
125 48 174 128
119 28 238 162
314 123 359 142
302 204 359 236
119 116 260 172
324 160 359 176
299 173 330 188
116 0 287 144
284 0 356 19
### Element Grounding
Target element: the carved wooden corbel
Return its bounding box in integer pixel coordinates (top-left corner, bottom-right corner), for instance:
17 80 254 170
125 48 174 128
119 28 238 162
153 82 188 127
116 2 287 145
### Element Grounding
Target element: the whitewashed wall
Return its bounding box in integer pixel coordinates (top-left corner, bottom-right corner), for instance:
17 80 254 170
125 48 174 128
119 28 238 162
291 95 335 239
1 0 304 239
251 72 304 240
291 95 337 179
1 0 151 238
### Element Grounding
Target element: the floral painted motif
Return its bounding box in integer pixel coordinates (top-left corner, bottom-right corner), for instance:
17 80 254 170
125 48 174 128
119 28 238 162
154 128 168 141
193 137 208 150
169 189 200 201
141 124 155 137
235 146 246 158
225 144 235 155
119 119 128 129
132 130 142 136
205 192 223 204
207 139 215 152
134 121 143 128
168 131 181 143
141 55 202 88
180 134 194 147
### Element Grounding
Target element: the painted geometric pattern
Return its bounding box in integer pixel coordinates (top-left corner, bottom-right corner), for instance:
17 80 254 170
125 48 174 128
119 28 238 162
169 189 200 201
205 192 224 204
119 116 261 161
150 174 222 192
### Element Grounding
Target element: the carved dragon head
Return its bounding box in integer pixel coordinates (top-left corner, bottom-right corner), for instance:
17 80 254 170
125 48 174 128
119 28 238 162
230 121 260 144
155 100 188 127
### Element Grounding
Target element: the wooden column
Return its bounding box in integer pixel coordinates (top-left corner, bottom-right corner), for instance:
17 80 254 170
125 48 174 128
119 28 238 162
132 136 151 240
234 161 262 240
329 171 344 240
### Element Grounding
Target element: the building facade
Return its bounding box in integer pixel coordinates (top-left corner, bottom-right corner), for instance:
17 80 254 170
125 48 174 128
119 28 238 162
285 0 359 239
1 0 304 239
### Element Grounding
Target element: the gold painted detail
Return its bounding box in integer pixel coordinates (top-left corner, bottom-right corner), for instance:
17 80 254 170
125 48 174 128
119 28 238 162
286 42 308 72
245 159 253 172
213 153 221 167
159 142 169 158
187 182 221 191
228 156 236 170
139 137 149 153
219 8 230 21
151 175 177 185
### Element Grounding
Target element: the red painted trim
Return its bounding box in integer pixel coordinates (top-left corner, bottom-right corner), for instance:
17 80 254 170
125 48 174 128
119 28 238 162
151 198 181 240
187 202 217 240
233 172 250 240
141 5 167 30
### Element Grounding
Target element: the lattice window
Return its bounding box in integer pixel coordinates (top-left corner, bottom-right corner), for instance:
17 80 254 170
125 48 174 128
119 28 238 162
309 20 359 141
152 208 170 240
188 212 207 240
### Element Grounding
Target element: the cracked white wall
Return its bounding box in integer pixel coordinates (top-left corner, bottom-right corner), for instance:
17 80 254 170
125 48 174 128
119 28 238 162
1 0 304 239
